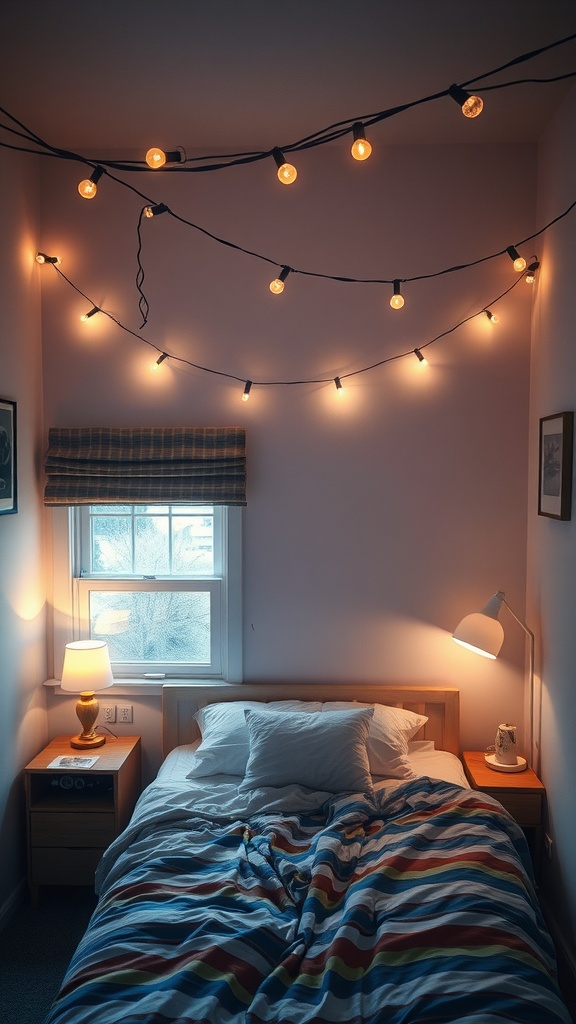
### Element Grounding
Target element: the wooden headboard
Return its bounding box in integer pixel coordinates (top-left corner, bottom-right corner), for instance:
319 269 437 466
162 683 459 758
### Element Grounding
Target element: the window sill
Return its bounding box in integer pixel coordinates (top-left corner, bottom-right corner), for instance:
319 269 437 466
43 678 232 697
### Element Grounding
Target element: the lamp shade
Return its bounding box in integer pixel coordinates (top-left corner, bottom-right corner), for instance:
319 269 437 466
452 592 505 659
61 640 114 693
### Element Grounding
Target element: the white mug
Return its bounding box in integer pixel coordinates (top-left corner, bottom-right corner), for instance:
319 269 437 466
495 723 517 765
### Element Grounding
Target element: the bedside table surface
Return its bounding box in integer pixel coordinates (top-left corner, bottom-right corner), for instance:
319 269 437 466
462 750 544 792
25 736 140 773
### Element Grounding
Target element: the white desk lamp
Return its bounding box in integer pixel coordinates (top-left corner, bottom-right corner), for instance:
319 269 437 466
60 640 114 749
452 591 535 771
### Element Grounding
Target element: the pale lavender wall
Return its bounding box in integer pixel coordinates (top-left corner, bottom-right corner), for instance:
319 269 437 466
41 140 535 773
0 149 47 920
528 84 576 959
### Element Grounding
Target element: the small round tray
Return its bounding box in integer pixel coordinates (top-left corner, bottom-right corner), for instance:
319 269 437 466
484 753 527 772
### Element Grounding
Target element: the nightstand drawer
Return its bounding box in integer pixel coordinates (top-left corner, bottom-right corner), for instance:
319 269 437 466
496 793 542 826
30 847 103 885
30 812 116 847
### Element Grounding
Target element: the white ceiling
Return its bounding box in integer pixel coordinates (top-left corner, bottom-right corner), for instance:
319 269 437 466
2 1 576 160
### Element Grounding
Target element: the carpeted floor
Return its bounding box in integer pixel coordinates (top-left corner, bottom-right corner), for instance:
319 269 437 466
0 885 97 1024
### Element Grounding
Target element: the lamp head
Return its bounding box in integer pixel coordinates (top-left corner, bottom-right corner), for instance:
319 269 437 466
452 591 505 659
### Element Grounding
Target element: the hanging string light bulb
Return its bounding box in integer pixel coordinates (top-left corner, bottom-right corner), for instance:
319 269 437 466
484 309 499 324
272 148 297 185
390 280 405 309
242 381 253 402
80 306 100 322
269 266 291 294
448 84 484 118
525 259 540 284
350 122 372 161
334 376 344 396
506 245 527 272
145 147 186 169
151 352 168 371
35 252 61 264
77 166 105 199
144 203 170 218
414 348 428 365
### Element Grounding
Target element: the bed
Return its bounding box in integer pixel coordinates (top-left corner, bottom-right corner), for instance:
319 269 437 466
44 683 571 1024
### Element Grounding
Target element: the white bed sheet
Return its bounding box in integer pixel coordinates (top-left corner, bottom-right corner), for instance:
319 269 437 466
157 739 470 791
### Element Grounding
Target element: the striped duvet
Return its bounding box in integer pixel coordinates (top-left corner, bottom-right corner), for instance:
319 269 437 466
44 777 570 1024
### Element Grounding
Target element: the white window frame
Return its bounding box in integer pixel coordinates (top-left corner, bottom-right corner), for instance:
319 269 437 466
48 505 242 683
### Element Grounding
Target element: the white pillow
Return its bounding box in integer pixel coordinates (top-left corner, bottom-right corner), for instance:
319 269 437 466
186 700 322 778
239 706 374 793
321 702 427 779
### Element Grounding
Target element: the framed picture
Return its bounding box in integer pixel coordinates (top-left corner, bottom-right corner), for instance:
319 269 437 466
538 411 573 520
0 399 17 515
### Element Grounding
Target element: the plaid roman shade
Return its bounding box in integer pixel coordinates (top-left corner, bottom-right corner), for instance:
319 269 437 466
44 427 246 506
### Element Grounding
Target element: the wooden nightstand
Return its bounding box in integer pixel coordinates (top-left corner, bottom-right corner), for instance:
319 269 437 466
24 735 141 905
462 750 545 873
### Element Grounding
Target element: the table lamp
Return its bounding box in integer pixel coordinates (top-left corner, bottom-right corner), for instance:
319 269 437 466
60 640 114 749
452 590 534 770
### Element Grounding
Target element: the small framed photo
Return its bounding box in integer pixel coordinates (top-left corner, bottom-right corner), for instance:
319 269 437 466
0 399 17 516
538 411 573 520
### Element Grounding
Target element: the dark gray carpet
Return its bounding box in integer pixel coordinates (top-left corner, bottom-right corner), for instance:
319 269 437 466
0 886 97 1024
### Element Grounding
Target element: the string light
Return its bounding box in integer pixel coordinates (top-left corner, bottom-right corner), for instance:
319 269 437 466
144 203 170 218
80 306 100 322
390 280 405 309
269 266 291 294
506 245 527 272
484 309 499 324
414 348 428 365
334 376 344 396
350 122 372 161
448 84 484 118
151 352 168 371
77 166 105 199
145 147 186 169
35 252 61 264
242 380 252 402
272 148 297 185
525 259 540 283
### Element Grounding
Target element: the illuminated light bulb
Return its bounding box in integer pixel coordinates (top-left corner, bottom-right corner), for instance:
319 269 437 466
390 279 405 309
414 348 428 365
506 245 526 272
484 310 499 324
269 266 291 294
35 252 61 265
448 84 483 118
151 352 168 371
80 306 100 322
77 166 104 199
525 260 540 284
242 381 253 402
145 147 185 169
272 147 297 185
334 376 344 396
144 203 170 218
350 122 372 161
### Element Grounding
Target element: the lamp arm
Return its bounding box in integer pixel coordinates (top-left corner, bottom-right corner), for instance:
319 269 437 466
502 597 535 770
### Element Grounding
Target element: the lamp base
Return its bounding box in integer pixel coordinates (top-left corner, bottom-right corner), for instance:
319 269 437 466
70 691 106 749
70 731 106 749
484 753 527 772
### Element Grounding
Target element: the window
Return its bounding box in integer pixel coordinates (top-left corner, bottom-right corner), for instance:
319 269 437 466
50 504 242 682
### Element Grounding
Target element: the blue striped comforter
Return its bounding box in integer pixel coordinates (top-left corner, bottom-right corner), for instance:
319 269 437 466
44 777 570 1023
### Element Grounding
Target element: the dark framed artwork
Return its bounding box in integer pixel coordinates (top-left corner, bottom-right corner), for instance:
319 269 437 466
0 399 17 515
538 411 573 520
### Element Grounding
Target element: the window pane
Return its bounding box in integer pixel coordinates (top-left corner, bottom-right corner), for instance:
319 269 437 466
91 516 132 573
89 591 211 663
172 515 214 573
134 516 169 575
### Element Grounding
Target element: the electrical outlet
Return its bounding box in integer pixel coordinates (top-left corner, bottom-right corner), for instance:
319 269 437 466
118 704 133 723
544 833 553 860
101 704 116 723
